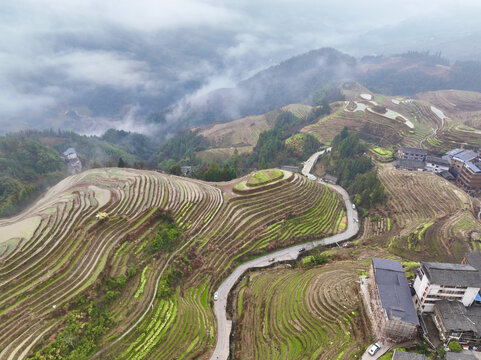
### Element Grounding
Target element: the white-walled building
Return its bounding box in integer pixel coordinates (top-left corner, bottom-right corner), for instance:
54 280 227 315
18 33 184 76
425 156 450 174
413 262 481 312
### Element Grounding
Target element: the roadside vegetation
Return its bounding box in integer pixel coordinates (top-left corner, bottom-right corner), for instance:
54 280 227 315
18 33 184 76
322 127 385 210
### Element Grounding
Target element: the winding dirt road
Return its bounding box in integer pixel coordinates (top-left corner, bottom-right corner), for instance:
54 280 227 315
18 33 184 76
209 150 359 360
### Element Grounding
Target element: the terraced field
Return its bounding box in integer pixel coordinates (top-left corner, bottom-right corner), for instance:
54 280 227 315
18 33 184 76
0 167 345 359
197 104 312 150
233 261 369 360
300 87 481 154
300 100 435 149
0 168 223 359
112 172 344 360
378 164 481 261
418 89 481 129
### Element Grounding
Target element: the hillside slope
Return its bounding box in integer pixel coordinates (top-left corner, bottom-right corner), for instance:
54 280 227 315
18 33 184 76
0 167 345 359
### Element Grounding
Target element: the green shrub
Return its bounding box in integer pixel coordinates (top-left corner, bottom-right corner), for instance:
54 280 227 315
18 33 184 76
449 340 462 352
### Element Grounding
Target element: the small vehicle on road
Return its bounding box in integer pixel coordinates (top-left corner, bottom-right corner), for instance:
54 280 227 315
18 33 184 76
367 343 381 356
298 247 306 252
214 292 219 301
353 218 359 223
352 203 356 209
268 257 275 262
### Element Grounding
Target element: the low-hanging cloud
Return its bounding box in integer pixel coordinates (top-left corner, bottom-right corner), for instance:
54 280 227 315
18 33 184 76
1 0 481 134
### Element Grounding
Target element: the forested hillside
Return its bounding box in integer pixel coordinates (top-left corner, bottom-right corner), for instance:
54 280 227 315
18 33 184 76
154 49 481 132
322 127 385 210
0 135 66 216
0 130 160 218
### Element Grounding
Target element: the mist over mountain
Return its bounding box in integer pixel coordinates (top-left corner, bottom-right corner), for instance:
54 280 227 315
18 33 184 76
2 1 481 136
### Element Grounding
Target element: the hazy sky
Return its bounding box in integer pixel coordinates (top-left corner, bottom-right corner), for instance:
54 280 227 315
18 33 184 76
1 0 481 133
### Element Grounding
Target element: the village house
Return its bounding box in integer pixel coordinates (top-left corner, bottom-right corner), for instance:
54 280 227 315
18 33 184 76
413 262 481 312
62 147 82 173
281 165 300 172
432 299 481 344
425 156 450 173
457 160 481 191
392 349 428 360
63 147 77 160
398 146 428 162
322 174 338 184
394 159 425 171
443 148 478 176
368 258 419 343
180 166 192 176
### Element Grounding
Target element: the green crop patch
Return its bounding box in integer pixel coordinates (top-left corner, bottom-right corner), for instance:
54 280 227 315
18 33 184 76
246 169 283 187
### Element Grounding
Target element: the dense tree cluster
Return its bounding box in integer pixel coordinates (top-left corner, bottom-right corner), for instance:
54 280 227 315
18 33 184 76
310 84 345 107
153 130 210 170
323 127 385 209
197 162 237 182
101 129 157 161
243 111 321 169
0 135 66 217
148 221 181 253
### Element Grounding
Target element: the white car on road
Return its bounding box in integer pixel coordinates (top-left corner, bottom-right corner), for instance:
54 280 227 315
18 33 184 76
367 343 381 356
214 292 219 301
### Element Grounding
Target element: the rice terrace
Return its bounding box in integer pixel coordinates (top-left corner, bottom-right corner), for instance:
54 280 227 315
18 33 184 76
2 84 481 359
0 163 349 359
3 28 481 360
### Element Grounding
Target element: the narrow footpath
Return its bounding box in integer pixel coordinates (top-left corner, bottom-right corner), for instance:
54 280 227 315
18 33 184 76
209 149 359 360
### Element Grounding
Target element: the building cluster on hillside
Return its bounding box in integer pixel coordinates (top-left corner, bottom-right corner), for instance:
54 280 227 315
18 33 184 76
395 146 481 192
363 253 481 356
62 147 82 173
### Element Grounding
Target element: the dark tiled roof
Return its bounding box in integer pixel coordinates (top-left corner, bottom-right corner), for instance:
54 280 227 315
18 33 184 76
372 258 419 325
281 165 300 172
446 352 478 360
466 306 481 336
400 146 428 156
426 156 450 166
323 174 338 183
392 349 428 360
440 170 455 180
394 159 425 170
421 262 481 288
434 300 477 334
465 252 481 272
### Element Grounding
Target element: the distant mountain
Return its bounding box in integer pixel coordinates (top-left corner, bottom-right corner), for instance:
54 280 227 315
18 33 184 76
160 48 481 133
168 48 356 128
